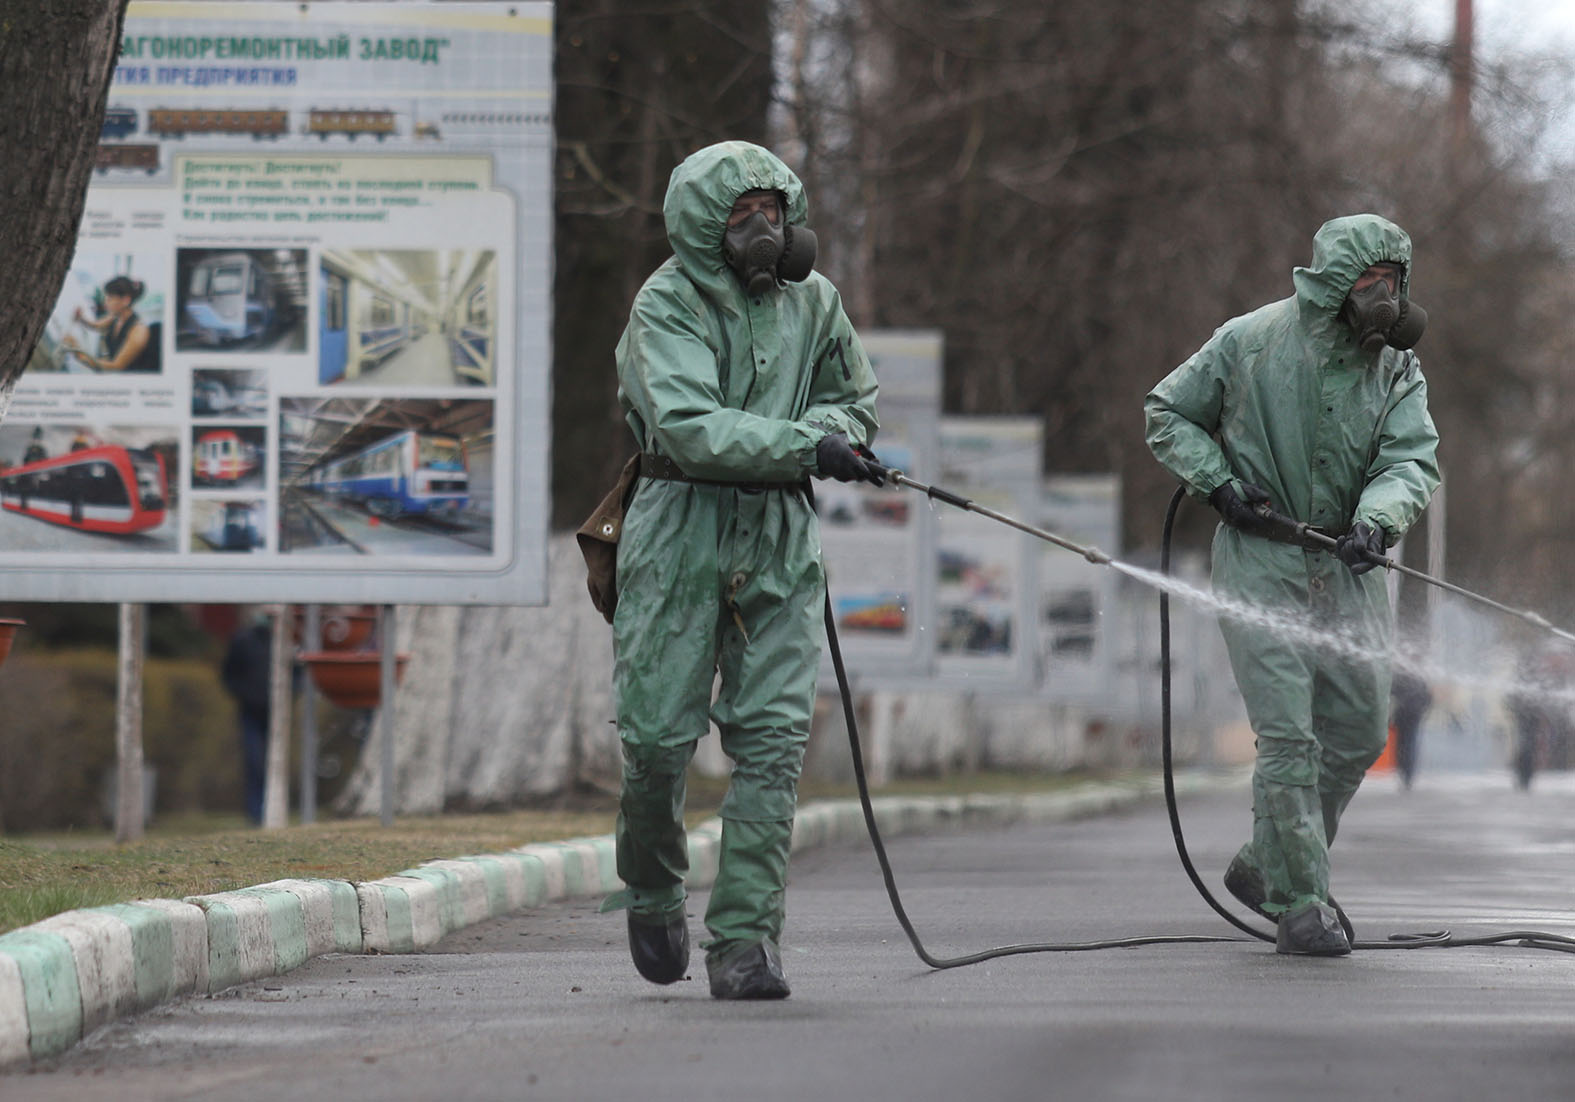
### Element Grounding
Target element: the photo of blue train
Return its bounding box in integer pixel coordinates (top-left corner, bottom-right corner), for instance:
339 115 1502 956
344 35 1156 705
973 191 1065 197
100 105 138 140
318 249 496 387
305 428 469 519
175 248 308 352
190 498 266 553
278 397 493 556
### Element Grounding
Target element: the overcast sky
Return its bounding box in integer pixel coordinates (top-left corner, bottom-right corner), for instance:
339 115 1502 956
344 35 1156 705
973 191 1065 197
1405 0 1575 51
1401 0 1575 163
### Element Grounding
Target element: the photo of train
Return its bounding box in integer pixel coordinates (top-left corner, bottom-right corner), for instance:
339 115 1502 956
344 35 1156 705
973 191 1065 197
191 368 268 419
148 108 288 139
306 109 396 140
101 106 138 140
318 250 496 386
0 442 168 536
94 143 159 175
192 426 265 489
278 398 493 556
190 498 266 553
305 428 467 518
176 249 308 352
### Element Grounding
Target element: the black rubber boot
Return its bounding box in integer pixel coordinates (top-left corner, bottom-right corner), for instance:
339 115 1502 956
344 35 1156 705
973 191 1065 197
1225 855 1356 945
706 939 790 1000
1275 902 1352 956
1223 854 1273 921
627 911 689 985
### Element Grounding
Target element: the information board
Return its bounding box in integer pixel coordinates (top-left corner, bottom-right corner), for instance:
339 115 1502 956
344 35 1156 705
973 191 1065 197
818 330 941 681
932 416 1041 689
1036 474 1120 701
0 2 552 605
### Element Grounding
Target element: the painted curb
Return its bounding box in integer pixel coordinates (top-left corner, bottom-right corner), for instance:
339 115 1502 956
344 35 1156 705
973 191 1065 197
0 772 1243 1067
184 879 360 993
0 898 209 1063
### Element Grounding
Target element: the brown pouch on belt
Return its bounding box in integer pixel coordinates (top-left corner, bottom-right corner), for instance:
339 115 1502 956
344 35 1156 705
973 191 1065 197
575 453 642 624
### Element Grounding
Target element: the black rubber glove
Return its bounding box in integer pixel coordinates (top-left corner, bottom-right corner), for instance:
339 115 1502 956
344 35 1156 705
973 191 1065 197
815 432 884 485
1208 481 1274 532
1335 521 1387 575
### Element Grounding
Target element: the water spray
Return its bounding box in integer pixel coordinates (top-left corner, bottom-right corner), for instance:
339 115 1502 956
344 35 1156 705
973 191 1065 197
874 463 1575 646
830 464 1575 963
1238 497 1575 646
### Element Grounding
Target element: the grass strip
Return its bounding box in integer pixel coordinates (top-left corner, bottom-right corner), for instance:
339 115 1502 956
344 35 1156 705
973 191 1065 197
0 770 1101 934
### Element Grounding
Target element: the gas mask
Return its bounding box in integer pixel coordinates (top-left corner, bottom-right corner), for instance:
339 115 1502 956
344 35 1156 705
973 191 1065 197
1341 275 1428 353
721 210 817 297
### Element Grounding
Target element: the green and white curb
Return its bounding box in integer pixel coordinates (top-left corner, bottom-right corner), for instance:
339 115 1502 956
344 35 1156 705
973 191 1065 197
0 898 209 1064
0 773 1239 1068
187 879 362 991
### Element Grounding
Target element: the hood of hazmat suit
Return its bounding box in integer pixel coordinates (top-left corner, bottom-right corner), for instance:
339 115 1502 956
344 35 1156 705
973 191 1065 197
608 141 879 960
1143 213 1439 919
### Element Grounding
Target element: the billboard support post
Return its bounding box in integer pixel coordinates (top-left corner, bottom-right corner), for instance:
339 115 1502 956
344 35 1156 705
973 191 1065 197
379 604 396 828
114 602 146 843
262 604 291 830
299 604 321 825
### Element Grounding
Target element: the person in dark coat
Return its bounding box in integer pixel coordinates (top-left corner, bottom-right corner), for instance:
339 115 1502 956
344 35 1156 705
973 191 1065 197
1389 669 1432 789
222 614 272 824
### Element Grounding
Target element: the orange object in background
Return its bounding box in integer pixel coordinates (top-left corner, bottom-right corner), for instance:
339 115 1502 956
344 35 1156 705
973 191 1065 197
0 619 24 667
1369 724 1398 773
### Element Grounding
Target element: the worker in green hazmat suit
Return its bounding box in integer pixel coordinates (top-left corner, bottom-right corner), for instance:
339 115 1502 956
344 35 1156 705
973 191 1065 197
602 141 881 998
1145 213 1440 955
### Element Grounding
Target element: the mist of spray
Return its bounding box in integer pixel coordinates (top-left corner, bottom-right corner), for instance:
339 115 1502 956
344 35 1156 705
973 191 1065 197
1108 559 1575 714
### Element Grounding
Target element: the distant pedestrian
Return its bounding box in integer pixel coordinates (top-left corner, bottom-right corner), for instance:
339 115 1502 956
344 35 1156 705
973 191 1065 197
222 612 272 824
1507 640 1574 790
1389 670 1432 789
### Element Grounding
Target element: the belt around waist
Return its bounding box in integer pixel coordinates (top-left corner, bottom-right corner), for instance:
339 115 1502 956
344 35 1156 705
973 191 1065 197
639 453 802 494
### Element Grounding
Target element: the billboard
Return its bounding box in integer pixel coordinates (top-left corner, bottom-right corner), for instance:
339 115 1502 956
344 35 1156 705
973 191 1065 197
1 2 552 604
818 331 942 682
932 416 1042 688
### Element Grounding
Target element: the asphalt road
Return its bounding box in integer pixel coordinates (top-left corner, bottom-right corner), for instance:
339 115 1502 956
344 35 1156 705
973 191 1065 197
7 770 1575 1102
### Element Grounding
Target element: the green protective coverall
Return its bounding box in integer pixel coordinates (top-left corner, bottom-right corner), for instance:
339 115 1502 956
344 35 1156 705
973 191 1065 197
607 142 879 960
1144 214 1440 916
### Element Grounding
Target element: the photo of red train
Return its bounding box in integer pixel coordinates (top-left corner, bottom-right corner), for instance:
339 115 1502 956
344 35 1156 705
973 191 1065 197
193 427 265 488
0 444 168 535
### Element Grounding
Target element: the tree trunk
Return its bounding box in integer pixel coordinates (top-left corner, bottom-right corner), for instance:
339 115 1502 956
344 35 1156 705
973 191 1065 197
0 2 127 392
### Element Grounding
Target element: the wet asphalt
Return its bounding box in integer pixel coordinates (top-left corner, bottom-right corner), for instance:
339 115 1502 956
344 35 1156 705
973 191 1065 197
6 769 1574 1102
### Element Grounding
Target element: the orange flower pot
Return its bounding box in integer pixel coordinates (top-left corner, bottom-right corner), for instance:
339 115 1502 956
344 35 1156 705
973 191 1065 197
319 613 377 652
0 619 23 668
292 606 378 651
300 651 408 710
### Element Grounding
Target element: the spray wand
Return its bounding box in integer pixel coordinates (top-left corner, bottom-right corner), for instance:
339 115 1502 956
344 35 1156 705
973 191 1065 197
862 459 1575 647
871 466 1114 567
831 463 1575 959
1241 500 1575 646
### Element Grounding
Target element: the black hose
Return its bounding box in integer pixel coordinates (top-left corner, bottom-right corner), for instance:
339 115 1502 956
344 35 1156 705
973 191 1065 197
1158 488 1277 943
832 485 1575 964
826 591 1245 966
1157 486 1575 955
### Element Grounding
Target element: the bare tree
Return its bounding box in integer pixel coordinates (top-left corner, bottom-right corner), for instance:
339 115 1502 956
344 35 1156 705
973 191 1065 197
552 0 773 529
0 2 128 412
779 0 1575 599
